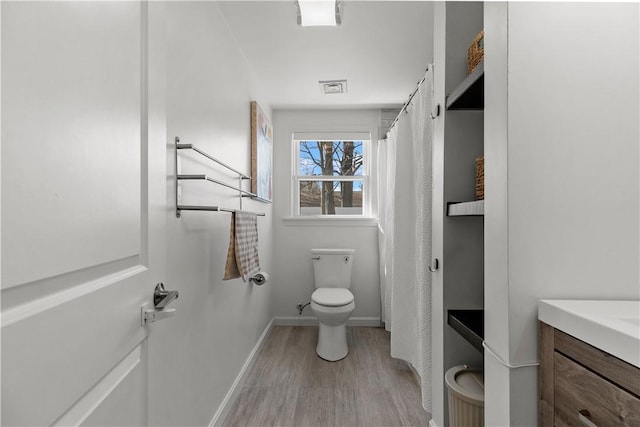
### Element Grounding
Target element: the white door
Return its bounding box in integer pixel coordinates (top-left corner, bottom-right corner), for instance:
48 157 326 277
2 2 167 425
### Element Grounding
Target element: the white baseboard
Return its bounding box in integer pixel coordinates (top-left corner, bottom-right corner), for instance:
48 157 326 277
209 318 274 427
273 316 381 327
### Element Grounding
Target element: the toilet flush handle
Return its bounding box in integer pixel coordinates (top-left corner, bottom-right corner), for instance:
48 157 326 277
312 256 321 260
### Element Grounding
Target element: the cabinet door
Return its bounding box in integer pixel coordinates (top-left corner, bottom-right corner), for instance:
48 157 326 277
554 353 640 427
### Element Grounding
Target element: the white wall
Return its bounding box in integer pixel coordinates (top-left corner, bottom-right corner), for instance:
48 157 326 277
484 3 639 426
271 109 381 323
148 3 274 426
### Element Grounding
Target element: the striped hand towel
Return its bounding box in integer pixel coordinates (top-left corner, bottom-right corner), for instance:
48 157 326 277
223 211 260 281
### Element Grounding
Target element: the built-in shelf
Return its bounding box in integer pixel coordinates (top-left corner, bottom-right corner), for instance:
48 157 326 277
446 62 484 110
448 309 484 353
447 200 484 216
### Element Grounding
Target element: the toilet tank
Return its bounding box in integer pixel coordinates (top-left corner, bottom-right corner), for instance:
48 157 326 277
311 249 355 288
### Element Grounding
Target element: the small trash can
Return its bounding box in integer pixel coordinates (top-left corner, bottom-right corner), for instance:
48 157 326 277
445 365 484 427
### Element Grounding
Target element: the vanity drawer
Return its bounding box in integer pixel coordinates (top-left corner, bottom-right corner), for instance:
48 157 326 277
554 352 640 427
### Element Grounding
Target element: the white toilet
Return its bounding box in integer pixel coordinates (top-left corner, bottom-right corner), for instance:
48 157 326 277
310 248 356 361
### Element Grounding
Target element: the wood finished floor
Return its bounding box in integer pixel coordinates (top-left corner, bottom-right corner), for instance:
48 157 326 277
222 326 430 427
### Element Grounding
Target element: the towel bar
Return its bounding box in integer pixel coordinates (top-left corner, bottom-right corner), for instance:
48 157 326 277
174 136 266 218
176 205 266 218
177 174 256 197
176 142 250 179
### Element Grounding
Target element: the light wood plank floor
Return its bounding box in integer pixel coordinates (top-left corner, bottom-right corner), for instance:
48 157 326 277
222 326 430 427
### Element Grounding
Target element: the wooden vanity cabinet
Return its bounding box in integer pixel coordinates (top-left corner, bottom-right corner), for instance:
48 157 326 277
538 322 640 427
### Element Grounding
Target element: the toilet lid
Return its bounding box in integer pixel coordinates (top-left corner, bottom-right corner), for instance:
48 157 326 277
312 288 354 307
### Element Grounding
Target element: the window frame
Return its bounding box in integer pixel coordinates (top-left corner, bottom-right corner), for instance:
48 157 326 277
291 136 373 219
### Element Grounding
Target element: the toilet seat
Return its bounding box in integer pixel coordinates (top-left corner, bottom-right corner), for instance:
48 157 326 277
312 288 354 307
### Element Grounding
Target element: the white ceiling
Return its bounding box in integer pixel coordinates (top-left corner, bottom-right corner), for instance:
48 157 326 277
218 1 434 109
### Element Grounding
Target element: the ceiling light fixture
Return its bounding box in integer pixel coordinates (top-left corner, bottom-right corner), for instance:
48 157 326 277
295 0 342 27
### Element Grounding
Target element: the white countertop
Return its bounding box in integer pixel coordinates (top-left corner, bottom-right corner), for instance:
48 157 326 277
538 300 640 368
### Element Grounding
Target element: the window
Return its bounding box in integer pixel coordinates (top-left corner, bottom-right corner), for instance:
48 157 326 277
292 134 371 217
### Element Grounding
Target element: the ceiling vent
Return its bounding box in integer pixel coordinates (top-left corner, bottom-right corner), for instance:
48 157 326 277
319 80 347 95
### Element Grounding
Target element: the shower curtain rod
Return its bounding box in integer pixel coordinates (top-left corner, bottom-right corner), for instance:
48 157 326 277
385 65 430 139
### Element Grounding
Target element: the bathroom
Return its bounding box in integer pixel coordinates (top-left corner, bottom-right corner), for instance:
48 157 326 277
2 1 639 427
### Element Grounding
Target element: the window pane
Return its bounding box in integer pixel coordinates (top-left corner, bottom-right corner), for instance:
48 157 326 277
299 180 364 215
298 141 364 177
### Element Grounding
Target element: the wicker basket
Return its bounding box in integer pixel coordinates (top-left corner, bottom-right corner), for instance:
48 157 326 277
467 30 484 74
475 156 484 200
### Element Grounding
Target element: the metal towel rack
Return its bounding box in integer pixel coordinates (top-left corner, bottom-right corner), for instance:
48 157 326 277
174 136 267 218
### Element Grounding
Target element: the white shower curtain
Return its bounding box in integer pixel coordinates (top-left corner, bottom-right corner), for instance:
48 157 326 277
378 124 396 327
377 67 433 412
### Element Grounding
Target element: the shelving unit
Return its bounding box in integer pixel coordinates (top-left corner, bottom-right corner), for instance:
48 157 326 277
443 53 485 357
443 58 485 355
433 4 485 424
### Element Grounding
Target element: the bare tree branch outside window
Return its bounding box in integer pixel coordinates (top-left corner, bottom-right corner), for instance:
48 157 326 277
298 140 363 215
